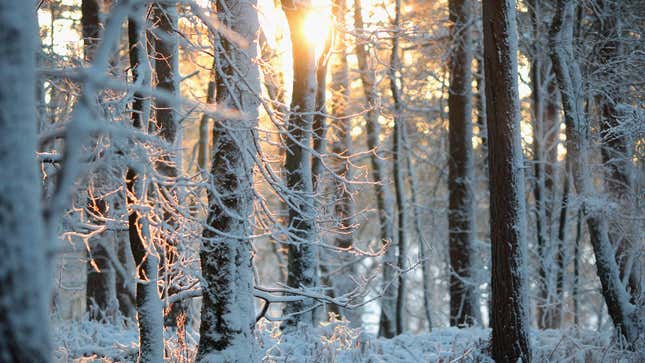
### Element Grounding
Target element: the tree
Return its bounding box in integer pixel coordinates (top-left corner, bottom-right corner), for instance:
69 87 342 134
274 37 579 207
549 0 641 344
353 0 398 338
483 0 532 361
196 0 260 359
447 0 479 327
280 0 319 329
525 0 563 330
151 0 184 328
325 0 359 325
388 0 408 335
0 1 51 361
82 0 119 322
594 0 641 302
126 3 164 361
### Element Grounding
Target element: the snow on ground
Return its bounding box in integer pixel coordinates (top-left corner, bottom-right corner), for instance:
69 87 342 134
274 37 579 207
53 317 642 362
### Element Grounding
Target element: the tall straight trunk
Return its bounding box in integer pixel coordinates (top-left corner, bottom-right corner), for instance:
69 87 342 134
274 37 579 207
595 0 640 301
353 0 397 338
572 208 582 326
0 2 50 360
388 0 407 335
528 0 563 330
83 0 118 321
528 0 548 330
258 29 290 282
196 1 260 359
311 31 332 192
152 2 179 145
554 166 568 325
197 63 216 171
528 0 562 329
127 6 164 361
310 31 332 325
325 0 359 325
483 0 532 361
281 0 319 329
405 134 433 331
550 0 640 344
151 1 183 328
448 0 479 327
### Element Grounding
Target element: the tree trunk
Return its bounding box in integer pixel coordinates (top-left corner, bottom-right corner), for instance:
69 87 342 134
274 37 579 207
197 63 216 172
83 0 118 322
0 2 51 360
127 6 164 361
388 0 408 335
324 0 360 325
280 0 320 329
448 0 479 327
311 30 332 192
572 208 582 326
549 0 640 344
353 0 398 338
151 1 184 328
595 0 641 301
528 0 562 330
195 0 260 360
406 139 434 331
483 0 532 361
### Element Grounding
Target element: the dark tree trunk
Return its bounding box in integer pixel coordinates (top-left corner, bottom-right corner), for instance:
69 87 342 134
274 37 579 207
82 0 118 322
311 30 332 192
280 0 319 329
448 0 479 327
389 0 408 335
151 1 184 328
127 5 164 361
483 0 532 361
0 2 51 360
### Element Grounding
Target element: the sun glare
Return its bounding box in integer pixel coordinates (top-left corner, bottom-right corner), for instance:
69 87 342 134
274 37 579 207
302 7 332 56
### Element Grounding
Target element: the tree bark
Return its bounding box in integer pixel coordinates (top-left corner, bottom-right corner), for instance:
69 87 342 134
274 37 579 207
127 5 164 361
195 0 260 360
483 0 532 361
82 0 119 322
0 1 51 360
151 1 185 328
448 0 479 327
280 0 320 329
311 30 332 192
388 0 408 335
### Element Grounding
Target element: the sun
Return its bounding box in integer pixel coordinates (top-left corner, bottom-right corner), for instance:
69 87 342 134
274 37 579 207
301 5 332 56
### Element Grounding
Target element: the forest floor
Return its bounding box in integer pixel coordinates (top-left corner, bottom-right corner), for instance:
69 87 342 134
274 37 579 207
52 318 642 362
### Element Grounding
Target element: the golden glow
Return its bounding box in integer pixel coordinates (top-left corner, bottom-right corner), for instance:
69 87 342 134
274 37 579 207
38 9 81 57
302 7 332 56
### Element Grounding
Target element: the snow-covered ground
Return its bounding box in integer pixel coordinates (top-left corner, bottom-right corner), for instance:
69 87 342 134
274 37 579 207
53 317 642 362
